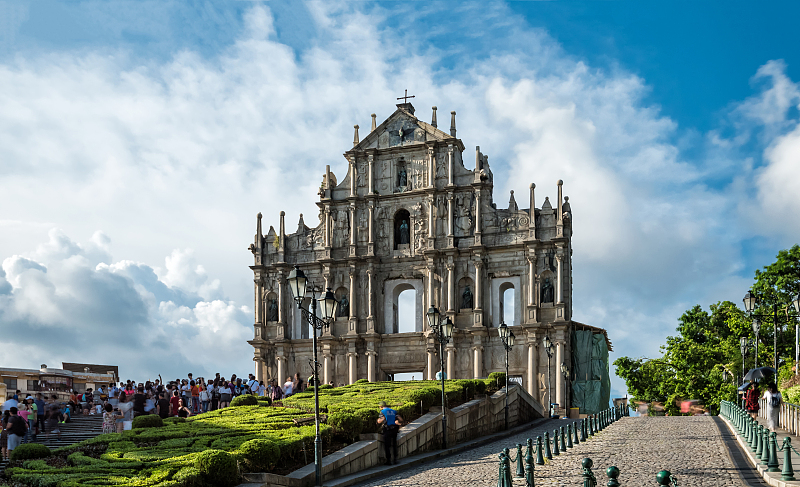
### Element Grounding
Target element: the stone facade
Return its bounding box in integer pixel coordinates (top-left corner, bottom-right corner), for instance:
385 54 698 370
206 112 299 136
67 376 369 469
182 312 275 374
248 102 577 411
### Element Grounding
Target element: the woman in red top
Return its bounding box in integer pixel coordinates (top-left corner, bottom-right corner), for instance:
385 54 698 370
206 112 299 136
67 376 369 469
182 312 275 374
190 381 200 415
745 383 760 419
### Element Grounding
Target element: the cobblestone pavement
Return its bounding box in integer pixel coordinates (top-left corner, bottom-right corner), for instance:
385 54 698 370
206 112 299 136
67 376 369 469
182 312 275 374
356 416 753 486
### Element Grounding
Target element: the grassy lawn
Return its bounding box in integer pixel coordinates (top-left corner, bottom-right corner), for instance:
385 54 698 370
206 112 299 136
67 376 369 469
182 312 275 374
2 377 498 487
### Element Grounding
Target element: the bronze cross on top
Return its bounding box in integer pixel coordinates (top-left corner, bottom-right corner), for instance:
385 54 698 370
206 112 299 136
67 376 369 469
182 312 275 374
397 89 415 104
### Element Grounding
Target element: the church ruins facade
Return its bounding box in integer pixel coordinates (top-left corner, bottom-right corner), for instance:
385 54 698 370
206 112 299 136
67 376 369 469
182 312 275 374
248 101 589 412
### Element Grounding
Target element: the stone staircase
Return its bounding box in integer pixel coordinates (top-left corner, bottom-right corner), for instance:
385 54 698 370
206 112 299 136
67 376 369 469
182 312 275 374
1 413 105 475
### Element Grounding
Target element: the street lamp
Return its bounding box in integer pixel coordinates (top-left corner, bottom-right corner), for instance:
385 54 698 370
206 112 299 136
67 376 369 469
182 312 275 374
743 289 799 372
752 319 761 368
543 334 554 418
427 306 453 449
498 321 515 430
740 337 751 387
794 294 800 374
287 265 336 487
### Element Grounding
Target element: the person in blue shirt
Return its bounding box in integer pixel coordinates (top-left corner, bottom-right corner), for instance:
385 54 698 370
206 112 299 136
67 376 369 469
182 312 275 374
34 394 46 435
377 401 405 465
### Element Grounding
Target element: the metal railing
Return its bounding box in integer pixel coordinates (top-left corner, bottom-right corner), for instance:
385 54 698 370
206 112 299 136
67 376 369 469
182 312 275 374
757 397 800 436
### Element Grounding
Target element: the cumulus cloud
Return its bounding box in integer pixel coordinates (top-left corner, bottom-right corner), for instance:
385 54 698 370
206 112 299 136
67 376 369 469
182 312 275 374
0 230 250 379
1 2 798 397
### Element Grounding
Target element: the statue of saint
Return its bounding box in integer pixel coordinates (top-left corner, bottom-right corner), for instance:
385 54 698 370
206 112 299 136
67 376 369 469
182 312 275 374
398 167 407 188
461 286 473 309
338 296 349 317
267 298 278 322
541 278 554 303
399 219 410 244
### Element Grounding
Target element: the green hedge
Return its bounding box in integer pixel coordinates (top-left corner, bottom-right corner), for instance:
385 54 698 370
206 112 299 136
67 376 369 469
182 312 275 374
195 449 238 487
238 438 280 471
132 414 164 429
10 443 51 462
230 395 259 407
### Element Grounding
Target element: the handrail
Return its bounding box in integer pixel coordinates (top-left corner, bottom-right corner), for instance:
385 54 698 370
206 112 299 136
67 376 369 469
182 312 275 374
758 396 800 436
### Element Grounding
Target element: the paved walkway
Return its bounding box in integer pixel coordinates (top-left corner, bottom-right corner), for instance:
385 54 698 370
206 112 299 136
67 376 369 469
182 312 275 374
354 416 760 486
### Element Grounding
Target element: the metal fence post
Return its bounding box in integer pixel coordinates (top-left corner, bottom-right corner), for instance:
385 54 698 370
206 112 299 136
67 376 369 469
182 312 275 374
782 437 795 481
756 424 764 457
567 423 574 448
544 432 553 460
516 443 525 478
582 458 597 487
761 427 771 465
560 426 567 451
768 432 780 472
525 438 535 487
536 435 545 465
574 421 580 445
553 429 560 455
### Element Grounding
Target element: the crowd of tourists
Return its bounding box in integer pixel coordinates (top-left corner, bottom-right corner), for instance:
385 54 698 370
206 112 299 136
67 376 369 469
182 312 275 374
0 370 323 460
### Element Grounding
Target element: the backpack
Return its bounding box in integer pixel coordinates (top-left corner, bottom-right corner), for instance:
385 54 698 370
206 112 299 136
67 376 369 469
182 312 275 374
771 393 782 408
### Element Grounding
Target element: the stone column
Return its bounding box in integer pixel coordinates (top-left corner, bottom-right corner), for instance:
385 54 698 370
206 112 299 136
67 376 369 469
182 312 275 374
368 154 374 194
255 357 264 382
428 146 436 188
323 353 333 385
277 356 286 385
446 347 455 379
428 196 435 238
447 264 455 312
366 351 377 382
427 349 436 380
474 261 483 310
447 146 454 186
347 352 357 384
527 341 538 399
555 340 564 409
472 346 483 379
447 194 454 237
427 266 435 310
368 204 374 244
474 190 481 234
555 254 563 304
324 208 331 248
349 159 356 197
349 270 357 319
350 205 356 246
528 257 535 306
366 268 373 318
277 274 285 324
255 279 263 324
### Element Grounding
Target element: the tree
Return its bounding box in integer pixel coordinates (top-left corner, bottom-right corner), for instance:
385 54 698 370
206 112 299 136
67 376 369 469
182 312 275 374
614 246 800 414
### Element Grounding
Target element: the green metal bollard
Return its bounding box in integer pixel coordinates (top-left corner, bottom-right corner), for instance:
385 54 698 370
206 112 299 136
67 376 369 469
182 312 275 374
497 452 506 487
525 440 535 487
553 429 560 455
516 443 525 478
582 458 597 487
656 470 679 486
567 423 574 448
580 418 587 442
574 421 580 445
503 450 513 487
536 435 545 465
749 419 757 451
589 416 594 436
756 424 764 457
768 432 780 472
544 432 553 460
606 465 620 487
781 436 795 481
525 438 533 462
761 427 770 465
560 426 567 451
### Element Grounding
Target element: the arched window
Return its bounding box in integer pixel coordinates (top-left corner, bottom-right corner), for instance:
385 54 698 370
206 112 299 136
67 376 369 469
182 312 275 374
397 288 416 333
394 209 411 250
499 282 516 326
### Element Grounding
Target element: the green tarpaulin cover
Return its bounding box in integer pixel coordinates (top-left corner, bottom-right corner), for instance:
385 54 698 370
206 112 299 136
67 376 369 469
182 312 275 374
571 329 610 414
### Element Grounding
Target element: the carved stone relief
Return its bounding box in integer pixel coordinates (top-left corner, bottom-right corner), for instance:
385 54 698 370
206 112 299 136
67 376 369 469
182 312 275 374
454 194 474 237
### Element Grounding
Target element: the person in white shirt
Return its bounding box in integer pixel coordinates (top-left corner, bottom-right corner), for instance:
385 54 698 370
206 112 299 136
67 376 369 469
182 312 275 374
763 382 782 431
283 377 293 397
247 375 258 395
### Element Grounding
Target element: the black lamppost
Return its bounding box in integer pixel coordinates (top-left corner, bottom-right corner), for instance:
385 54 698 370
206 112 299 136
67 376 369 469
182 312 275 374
426 306 453 449
743 290 800 372
287 265 337 487
740 337 751 384
543 335 554 418
498 321 515 430
751 317 761 368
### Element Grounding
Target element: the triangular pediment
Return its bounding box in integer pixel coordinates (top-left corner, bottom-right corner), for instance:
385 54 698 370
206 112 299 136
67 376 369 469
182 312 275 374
350 107 455 152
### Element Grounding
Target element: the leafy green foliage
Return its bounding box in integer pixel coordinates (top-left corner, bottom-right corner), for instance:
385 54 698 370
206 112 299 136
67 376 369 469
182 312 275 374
10 443 51 461
328 412 363 442
615 246 800 414
132 414 164 429
230 395 259 407
195 449 238 487
238 438 280 472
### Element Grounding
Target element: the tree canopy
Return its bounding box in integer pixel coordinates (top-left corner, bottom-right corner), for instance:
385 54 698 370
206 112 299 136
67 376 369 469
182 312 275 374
614 245 800 414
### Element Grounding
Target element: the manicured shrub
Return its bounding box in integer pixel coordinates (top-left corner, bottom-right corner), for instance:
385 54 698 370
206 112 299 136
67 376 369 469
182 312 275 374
173 466 203 487
487 371 506 386
238 438 280 472
195 449 238 487
21 459 51 470
132 414 164 429
164 416 186 424
328 412 363 442
475 379 487 394
230 395 259 407
355 379 369 384
10 443 51 461
67 452 106 466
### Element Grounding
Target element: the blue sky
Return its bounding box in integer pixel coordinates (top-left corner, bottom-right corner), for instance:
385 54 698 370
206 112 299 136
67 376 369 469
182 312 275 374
1 1 799 400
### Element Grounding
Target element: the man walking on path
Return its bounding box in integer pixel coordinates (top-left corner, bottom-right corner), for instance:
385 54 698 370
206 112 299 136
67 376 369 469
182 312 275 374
377 401 405 466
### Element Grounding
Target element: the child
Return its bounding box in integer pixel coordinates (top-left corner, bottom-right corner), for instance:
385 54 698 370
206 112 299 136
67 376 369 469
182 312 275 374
102 403 115 434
